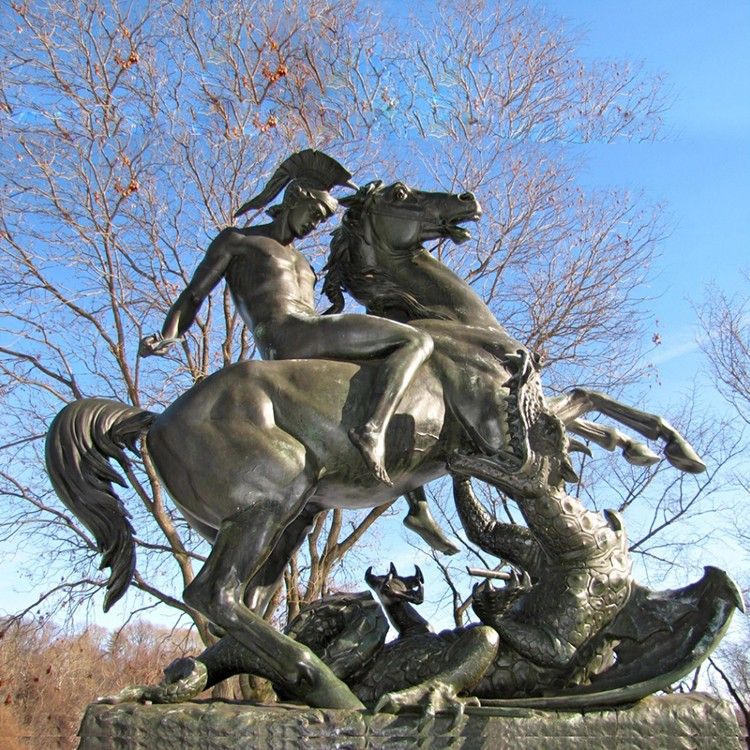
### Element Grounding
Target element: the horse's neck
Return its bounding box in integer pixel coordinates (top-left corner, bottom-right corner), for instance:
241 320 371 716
361 238 502 329
350 233 381 271
411 249 499 326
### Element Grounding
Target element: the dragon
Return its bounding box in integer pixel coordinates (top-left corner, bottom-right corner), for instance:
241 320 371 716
98 466 742 714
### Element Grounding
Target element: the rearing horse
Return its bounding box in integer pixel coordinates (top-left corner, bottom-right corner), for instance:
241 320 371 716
45 181 704 711
44 185 537 711
323 180 706 476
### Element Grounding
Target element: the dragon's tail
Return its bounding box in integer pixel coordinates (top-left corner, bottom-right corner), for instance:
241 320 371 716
45 399 157 611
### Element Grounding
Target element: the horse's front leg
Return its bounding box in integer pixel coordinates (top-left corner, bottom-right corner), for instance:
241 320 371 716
549 388 706 474
182 499 363 709
567 418 660 467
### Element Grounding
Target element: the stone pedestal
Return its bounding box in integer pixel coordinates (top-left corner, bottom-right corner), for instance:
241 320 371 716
78 693 742 750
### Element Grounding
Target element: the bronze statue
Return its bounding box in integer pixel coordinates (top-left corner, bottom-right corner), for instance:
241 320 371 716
140 151 456 552
44 156 740 714
140 151 433 488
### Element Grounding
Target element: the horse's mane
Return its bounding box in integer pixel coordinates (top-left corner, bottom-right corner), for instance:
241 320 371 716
322 182 376 314
322 182 448 320
322 218 355 315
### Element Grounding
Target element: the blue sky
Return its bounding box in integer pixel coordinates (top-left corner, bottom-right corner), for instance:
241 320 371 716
546 1 750 402
2 1 748 631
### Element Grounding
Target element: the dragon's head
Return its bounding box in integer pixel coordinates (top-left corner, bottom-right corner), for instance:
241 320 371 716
365 563 425 606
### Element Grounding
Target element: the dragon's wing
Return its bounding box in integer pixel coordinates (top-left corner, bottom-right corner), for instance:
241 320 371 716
479 566 743 709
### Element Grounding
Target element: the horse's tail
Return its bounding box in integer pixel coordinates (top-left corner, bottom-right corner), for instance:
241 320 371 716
45 398 157 612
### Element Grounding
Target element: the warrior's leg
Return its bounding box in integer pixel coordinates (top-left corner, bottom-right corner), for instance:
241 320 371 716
404 487 459 555
272 314 434 485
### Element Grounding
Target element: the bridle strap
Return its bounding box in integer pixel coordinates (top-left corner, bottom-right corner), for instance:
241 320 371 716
363 197 427 249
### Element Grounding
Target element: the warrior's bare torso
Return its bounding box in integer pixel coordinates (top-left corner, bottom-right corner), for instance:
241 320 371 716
141 202 435 487
222 228 319 354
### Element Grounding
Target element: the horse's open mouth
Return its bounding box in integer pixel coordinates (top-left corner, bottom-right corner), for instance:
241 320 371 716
442 213 480 244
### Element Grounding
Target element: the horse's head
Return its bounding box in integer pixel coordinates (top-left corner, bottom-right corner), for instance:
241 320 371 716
340 180 482 252
324 179 483 315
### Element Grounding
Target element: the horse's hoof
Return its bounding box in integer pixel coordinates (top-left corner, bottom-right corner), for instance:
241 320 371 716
623 441 660 466
665 439 706 474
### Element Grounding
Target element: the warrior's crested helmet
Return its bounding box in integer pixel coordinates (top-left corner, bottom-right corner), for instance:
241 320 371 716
234 149 356 219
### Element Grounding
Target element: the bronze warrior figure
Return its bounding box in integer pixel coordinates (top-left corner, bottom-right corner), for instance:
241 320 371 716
140 151 434 488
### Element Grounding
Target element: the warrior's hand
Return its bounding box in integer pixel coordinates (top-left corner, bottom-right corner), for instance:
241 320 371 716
139 333 179 357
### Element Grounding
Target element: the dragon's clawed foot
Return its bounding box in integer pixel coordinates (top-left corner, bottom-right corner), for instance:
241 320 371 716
95 656 208 705
374 680 479 730
507 568 533 591
472 570 532 624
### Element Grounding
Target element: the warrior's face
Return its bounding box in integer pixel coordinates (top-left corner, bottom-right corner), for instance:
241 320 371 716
269 181 338 241
286 198 331 240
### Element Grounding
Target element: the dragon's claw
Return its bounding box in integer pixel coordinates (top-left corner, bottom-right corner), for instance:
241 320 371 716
373 680 476 730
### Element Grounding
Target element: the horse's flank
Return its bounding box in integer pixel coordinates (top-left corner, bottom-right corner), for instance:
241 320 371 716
146 358 451 529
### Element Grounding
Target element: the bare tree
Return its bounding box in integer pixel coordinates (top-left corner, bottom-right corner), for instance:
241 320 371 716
0 617 201 749
0 0 390 639
709 631 750 749
384 0 666 389
698 273 750 427
0 0 668 657
696 274 750 737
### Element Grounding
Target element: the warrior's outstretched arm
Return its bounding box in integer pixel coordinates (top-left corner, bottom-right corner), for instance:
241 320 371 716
141 233 234 356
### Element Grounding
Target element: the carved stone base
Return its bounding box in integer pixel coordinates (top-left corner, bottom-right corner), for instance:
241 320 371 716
78 693 742 750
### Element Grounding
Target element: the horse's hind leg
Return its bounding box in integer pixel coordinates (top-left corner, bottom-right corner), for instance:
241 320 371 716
244 503 324 613
549 388 706 473
183 497 363 709
154 505 327 698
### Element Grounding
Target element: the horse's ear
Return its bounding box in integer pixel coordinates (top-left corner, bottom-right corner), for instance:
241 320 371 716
415 565 424 584
389 562 398 576
365 566 375 585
